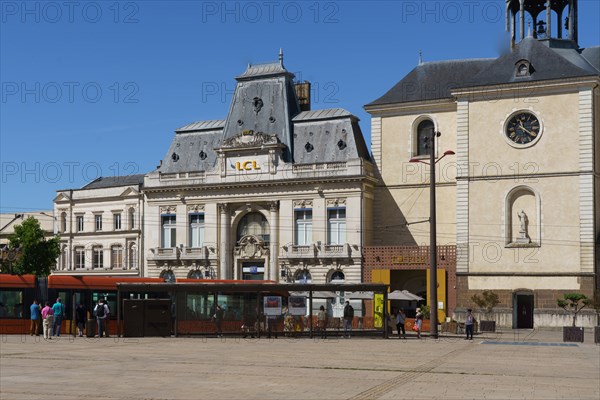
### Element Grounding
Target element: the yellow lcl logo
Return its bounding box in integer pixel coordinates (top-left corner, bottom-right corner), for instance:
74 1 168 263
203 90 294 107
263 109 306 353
235 161 261 171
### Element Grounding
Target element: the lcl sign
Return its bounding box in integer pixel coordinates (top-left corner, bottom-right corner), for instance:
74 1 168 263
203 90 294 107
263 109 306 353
235 161 261 171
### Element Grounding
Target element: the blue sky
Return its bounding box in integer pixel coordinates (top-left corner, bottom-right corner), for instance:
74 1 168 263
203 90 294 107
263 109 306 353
1 0 599 213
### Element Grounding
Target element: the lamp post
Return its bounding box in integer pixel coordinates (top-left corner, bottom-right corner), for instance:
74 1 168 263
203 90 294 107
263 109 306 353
410 131 454 338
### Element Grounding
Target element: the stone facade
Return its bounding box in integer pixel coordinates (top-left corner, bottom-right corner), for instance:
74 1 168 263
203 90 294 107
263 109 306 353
365 0 599 327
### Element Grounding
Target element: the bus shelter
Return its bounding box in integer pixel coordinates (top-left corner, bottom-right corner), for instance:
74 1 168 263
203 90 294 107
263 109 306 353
116 282 389 338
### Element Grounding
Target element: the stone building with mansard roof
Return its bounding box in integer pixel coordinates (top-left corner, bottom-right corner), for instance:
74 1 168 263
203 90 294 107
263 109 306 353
143 54 376 286
364 0 599 327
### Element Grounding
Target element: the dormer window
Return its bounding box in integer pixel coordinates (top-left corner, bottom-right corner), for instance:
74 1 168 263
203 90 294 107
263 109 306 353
515 59 534 77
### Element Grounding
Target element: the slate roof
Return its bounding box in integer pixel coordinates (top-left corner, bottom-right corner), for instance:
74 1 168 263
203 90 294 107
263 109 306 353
367 38 600 107
156 61 371 174
292 109 370 164
157 130 222 174
176 120 225 133
366 59 494 106
81 174 145 190
236 62 293 80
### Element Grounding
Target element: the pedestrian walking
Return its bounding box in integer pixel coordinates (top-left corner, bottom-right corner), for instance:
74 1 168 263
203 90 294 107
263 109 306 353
395 308 406 339
317 305 327 339
29 300 41 336
415 307 423 339
465 308 475 340
51 298 65 337
213 304 224 337
75 303 86 337
94 299 109 338
41 301 54 339
343 301 354 338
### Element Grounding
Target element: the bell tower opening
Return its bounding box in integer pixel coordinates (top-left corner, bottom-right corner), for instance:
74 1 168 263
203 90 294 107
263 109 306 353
506 0 578 49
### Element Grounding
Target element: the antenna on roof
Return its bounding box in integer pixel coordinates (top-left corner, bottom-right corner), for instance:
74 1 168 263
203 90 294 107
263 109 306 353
527 21 532 38
419 50 423 65
279 48 284 66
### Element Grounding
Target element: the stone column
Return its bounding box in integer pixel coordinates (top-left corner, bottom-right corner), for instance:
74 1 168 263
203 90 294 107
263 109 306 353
269 201 279 282
546 0 551 38
219 203 229 279
519 0 525 40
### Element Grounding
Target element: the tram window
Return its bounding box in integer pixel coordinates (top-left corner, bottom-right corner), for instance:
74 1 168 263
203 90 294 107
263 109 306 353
185 293 215 320
0 290 24 318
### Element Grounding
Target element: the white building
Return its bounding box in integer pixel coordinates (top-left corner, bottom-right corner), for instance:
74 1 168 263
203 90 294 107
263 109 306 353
53 175 144 275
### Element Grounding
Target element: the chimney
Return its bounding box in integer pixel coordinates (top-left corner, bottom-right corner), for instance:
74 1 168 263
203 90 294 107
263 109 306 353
294 81 311 112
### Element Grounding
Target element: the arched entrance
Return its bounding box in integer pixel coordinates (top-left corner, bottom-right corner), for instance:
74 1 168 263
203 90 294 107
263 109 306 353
235 212 270 280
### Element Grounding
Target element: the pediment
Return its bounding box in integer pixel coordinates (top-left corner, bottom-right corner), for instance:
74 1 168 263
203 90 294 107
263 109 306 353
54 193 71 203
120 187 140 197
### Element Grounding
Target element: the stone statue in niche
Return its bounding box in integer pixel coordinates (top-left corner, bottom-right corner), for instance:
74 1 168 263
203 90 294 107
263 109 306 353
516 210 531 244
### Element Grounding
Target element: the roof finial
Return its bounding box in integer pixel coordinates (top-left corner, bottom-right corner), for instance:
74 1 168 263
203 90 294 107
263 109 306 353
527 21 533 38
279 48 284 66
418 50 423 65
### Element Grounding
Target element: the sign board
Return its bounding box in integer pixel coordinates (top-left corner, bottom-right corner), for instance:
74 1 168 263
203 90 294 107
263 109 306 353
288 296 307 316
263 296 282 316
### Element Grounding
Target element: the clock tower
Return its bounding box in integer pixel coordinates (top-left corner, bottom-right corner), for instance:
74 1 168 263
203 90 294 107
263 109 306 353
506 0 579 49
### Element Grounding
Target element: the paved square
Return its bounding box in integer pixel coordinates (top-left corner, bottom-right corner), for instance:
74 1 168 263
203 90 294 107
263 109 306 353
1 329 598 400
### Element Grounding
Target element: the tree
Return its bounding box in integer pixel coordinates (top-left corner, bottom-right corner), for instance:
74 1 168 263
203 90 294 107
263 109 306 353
557 293 591 327
471 290 500 319
6 217 60 276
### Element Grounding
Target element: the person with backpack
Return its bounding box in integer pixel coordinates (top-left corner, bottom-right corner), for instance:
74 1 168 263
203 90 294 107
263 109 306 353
343 301 354 338
94 299 109 338
395 308 406 339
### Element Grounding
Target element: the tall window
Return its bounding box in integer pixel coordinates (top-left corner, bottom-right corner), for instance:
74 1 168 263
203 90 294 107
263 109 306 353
416 119 434 156
92 246 104 269
75 247 85 269
60 212 67 233
95 214 103 231
111 245 123 269
128 244 137 270
129 208 135 229
161 215 176 248
327 208 346 245
295 210 312 246
237 212 270 246
189 214 205 248
76 215 84 232
114 213 122 230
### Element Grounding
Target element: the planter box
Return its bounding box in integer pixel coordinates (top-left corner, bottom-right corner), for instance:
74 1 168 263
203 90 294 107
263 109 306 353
594 327 600 344
479 320 496 332
563 326 584 343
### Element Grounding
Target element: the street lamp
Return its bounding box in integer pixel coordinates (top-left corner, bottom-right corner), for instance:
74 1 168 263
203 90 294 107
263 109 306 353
410 131 454 338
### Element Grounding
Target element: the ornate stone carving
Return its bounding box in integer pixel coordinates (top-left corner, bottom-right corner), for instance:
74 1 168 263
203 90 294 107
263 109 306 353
235 235 267 258
269 201 279 212
326 198 347 207
159 205 177 214
218 203 229 213
252 97 264 114
187 204 205 213
221 130 280 149
293 200 313 209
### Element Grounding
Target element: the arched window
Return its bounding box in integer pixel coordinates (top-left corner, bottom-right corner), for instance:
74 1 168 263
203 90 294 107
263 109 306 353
416 119 435 156
330 270 345 282
237 212 270 246
188 269 203 279
161 270 176 283
60 212 67 233
294 269 312 283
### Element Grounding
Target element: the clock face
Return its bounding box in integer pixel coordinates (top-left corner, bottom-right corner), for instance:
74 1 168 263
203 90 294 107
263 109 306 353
505 112 541 145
